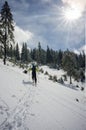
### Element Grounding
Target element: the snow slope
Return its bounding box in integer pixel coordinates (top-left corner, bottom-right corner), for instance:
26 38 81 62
0 59 86 130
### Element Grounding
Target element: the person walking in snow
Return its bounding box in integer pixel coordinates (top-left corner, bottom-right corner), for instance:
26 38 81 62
28 63 39 85
32 64 37 85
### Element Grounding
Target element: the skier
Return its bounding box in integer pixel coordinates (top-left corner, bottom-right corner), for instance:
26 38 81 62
32 64 37 85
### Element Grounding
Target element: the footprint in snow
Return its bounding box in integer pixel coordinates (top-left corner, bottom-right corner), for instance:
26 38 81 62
12 95 16 98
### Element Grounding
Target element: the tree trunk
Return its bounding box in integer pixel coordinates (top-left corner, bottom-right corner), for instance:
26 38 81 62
70 75 72 84
3 46 6 65
3 32 6 65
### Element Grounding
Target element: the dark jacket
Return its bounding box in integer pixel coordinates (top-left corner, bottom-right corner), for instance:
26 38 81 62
32 65 37 83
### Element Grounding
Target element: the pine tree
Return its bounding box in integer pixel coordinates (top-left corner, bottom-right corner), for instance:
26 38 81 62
0 29 3 57
9 44 13 59
0 15 4 57
57 49 63 67
30 48 37 61
21 43 30 63
6 45 10 57
62 51 76 84
46 46 52 64
40 49 46 64
15 43 20 61
24 43 28 62
0 1 14 64
0 27 3 45
37 42 42 64
78 52 85 69
21 43 25 63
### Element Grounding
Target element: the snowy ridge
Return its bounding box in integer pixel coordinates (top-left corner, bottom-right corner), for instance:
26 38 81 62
0 59 86 130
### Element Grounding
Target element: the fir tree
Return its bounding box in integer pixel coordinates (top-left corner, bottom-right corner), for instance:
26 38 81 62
57 49 63 67
40 49 46 64
62 51 76 84
24 43 28 62
78 52 85 69
21 43 30 63
30 49 36 61
9 44 13 59
0 1 14 64
21 43 25 62
15 43 20 61
37 42 41 64
36 42 45 64
46 46 52 64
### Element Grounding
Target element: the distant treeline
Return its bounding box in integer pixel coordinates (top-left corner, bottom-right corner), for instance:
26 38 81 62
0 42 85 83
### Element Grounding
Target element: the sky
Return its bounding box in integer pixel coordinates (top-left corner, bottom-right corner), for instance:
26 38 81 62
0 0 86 52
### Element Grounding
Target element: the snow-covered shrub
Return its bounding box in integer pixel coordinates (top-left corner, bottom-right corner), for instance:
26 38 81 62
49 75 53 80
39 68 44 73
57 77 64 84
81 87 84 91
76 85 79 88
73 69 80 82
63 74 67 81
44 71 49 75
53 75 57 82
19 63 25 69
23 70 27 74
7 63 9 66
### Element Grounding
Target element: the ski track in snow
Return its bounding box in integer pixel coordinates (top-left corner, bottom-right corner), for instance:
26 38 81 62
0 84 36 130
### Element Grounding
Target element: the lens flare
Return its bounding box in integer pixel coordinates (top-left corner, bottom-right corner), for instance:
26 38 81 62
64 7 82 21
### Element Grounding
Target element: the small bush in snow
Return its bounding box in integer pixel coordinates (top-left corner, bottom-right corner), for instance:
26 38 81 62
19 64 25 69
49 75 53 80
44 71 49 75
76 98 79 102
23 70 27 74
12 64 15 67
40 68 44 73
63 74 67 81
7 63 9 66
81 87 84 91
57 77 64 84
76 85 79 88
53 75 57 82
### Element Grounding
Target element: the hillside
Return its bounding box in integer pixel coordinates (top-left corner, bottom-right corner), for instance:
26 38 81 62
0 59 86 130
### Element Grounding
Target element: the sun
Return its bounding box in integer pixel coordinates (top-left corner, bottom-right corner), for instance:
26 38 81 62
63 7 82 22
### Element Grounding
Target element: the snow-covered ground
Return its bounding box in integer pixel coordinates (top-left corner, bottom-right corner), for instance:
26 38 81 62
0 59 86 130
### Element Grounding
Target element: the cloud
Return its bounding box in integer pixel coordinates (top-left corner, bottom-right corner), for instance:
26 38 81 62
12 0 86 51
41 0 52 4
79 44 86 54
14 24 48 50
62 0 86 13
14 25 33 50
74 44 86 54
0 0 84 51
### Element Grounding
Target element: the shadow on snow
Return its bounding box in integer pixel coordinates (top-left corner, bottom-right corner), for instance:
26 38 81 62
22 80 33 86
